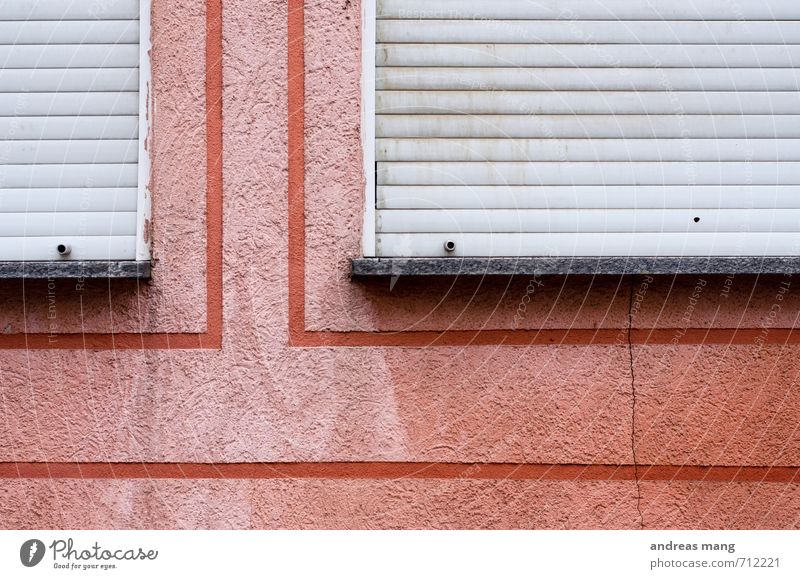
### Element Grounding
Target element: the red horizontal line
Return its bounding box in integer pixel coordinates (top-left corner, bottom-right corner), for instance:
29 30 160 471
1 463 797 483
0 332 221 350
292 328 800 347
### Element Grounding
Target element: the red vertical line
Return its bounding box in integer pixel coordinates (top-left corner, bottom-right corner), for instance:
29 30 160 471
288 0 306 345
204 0 224 348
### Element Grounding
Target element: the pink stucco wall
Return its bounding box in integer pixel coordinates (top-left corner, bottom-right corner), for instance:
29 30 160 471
0 0 798 529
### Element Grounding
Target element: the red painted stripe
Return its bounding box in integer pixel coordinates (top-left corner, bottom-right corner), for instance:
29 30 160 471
288 0 306 347
0 463 797 483
203 0 224 349
291 328 800 347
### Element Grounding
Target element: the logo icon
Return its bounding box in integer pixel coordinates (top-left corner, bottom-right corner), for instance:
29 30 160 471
20 539 46 567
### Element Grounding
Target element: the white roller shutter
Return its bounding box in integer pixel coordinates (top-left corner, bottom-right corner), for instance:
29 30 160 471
370 0 800 258
0 0 148 262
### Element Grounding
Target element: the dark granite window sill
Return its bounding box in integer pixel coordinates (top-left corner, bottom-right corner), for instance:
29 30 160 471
351 257 800 277
0 261 151 280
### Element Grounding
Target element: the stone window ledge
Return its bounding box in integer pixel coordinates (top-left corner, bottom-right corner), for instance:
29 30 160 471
0 261 151 280
351 257 800 277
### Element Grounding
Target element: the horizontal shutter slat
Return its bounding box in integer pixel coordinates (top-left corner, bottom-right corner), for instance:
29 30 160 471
0 45 139 69
0 164 138 188
376 115 800 138
0 21 139 45
0 117 138 139
0 69 138 92
377 139 800 162
377 44 800 68
377 209 800 233
376 91 800 115
377 0 800 20
377 186 800 209
0 188 138 212
0 236 136 260
0 139 139 165
376 233 800 257
0 212 136 236
376 68 800 91
377 20 800 44
0 0 139 21
0 93 139 116
0 140 138 164
378 162 800 185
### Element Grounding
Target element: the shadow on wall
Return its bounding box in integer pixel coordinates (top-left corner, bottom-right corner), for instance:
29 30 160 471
0 278 148 335
351 274 798 332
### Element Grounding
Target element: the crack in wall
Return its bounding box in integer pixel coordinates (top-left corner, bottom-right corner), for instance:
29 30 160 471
627 276 645 529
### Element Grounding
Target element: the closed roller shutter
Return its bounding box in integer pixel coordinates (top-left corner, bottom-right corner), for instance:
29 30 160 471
372 0 800 257
0 0 147 261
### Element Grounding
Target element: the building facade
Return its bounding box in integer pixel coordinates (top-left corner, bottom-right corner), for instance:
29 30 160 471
0 0 798 529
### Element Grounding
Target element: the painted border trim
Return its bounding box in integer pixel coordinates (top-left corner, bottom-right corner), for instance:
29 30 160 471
1 462 797 483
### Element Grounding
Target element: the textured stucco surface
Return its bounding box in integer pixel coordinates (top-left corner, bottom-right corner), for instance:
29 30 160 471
1 479 797 529
635 345 800 466
0 479 639 529
0 0 798 530
640 482 800 529
0 346 633 463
